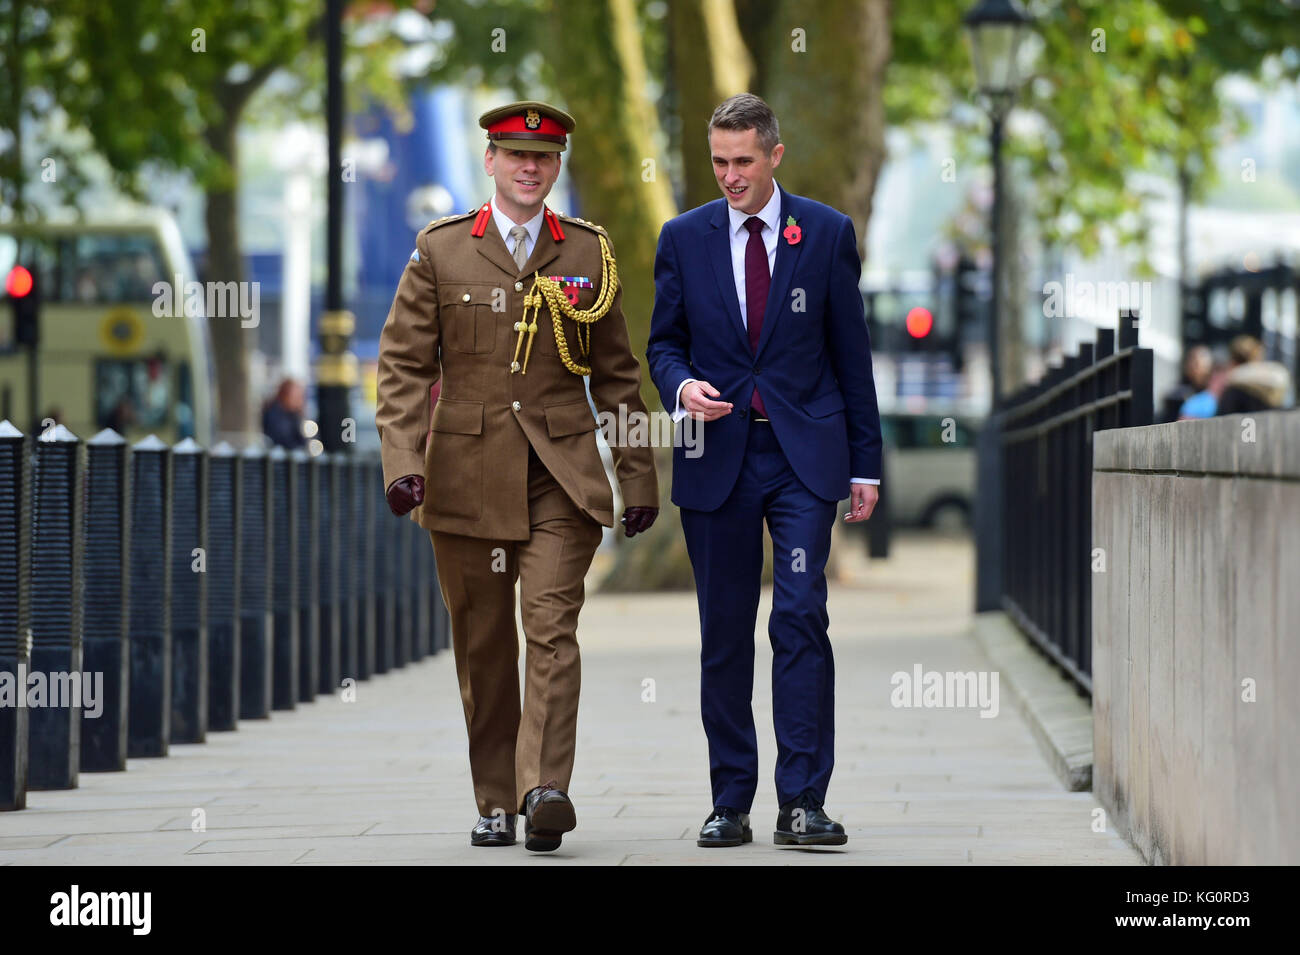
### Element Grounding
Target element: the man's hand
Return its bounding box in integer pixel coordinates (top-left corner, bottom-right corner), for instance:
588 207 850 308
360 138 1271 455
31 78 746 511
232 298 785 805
681 380 733 421
843 483 878 523
621 505 659 537
386 474 425 516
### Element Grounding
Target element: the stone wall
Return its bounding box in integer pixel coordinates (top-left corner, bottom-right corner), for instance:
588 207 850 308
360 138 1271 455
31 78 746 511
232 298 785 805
1092 410 1299 864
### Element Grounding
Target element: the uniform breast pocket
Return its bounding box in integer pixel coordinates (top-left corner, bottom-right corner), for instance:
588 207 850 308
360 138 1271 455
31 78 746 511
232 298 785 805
439 282 503 354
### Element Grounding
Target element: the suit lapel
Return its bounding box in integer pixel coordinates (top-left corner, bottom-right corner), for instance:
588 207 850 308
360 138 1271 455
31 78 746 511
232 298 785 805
755 186 803 362
705 201 754 355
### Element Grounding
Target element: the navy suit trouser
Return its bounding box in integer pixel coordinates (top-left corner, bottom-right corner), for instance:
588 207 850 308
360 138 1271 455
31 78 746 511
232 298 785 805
680 419 838 812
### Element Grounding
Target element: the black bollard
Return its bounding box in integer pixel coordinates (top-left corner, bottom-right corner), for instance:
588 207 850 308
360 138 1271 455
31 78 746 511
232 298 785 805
81 429 130 771
315 454 340 694
170 438 208 743
422 510 440 654
128 436 172 758
269 447 298 710
371 458 394 674
334 455 357 683
435 533 450 653
238 446 272 720
293 450 318 703
0 421 30 809
409 507 428 661
28 425 84 791
391 505 411 669
206 443 240 731
351 455 375 680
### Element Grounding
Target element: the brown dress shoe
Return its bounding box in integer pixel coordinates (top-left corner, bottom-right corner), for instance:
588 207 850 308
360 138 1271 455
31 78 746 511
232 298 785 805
521 782 577 852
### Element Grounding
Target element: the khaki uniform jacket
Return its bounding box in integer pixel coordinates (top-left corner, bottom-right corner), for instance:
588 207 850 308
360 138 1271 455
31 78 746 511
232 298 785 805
375 207 659 541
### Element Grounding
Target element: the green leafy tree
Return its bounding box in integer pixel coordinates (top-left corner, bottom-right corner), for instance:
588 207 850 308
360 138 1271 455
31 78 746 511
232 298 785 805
5 0 411 438
888 0 1300 390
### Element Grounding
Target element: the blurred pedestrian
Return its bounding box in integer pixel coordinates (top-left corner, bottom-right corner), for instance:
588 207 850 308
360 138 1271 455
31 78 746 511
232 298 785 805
1160 344 1211 423
1178 360 1229 419
262 378 307 449
1216 335 1292 415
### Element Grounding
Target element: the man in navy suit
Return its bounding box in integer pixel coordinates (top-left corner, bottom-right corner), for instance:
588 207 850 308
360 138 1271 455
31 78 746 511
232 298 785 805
646 93 882 848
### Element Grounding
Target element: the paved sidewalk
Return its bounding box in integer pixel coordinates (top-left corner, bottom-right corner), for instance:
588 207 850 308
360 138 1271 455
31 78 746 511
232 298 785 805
1 533 1141 865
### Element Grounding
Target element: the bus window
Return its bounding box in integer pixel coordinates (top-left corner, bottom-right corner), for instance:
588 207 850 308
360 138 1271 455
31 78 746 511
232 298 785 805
176 360 194 440
0 235 14 352
57 234 167 305
95 354 171 434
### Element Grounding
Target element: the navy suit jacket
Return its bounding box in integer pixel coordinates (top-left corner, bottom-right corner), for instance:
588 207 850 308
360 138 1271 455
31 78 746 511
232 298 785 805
646 184 882 511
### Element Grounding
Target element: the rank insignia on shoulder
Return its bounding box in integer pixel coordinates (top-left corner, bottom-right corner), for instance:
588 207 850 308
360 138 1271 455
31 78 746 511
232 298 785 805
409 249 420 263
556 213 608 237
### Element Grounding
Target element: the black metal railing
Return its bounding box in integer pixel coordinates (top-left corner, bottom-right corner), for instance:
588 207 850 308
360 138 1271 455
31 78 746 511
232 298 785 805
1000 311 1153 691
0 426 447 811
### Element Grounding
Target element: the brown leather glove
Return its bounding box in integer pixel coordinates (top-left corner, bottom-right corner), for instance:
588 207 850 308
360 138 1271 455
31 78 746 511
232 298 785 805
620 505 659 538
386 474 425 516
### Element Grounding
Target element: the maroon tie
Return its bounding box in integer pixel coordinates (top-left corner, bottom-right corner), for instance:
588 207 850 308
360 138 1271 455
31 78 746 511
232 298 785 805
744 216 769 417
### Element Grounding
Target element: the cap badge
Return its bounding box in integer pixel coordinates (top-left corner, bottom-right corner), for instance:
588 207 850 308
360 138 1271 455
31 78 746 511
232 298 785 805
525 109 542 130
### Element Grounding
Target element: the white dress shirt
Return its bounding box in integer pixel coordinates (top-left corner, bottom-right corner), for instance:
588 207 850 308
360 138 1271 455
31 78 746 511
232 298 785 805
670 182 877 485
491 198 544 266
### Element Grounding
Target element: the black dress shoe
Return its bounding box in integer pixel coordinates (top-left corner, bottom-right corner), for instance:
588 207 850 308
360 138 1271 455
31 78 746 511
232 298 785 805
697 807 752 847
774 791 847 846
521 782 577 852
470 813 517 847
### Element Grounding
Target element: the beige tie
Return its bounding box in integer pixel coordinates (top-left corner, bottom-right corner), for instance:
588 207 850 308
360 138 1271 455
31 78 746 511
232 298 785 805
509 225 529 270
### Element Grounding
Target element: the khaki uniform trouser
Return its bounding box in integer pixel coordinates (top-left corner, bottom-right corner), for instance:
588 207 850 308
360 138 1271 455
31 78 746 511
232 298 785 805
430 444 604 817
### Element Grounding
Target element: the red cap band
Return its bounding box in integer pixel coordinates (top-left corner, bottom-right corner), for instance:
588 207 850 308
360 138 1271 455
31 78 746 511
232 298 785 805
487 115 568 138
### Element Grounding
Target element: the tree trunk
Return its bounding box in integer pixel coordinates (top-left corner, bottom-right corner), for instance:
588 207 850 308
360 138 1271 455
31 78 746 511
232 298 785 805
546 0 677 410
734 0 779 94
3 0 24 213
755 0 891 261
202 115 253 443
670 0 754 211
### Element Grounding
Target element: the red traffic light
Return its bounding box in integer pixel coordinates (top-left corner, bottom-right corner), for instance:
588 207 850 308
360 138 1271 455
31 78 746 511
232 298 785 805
905 306 933 338
5 264 33 298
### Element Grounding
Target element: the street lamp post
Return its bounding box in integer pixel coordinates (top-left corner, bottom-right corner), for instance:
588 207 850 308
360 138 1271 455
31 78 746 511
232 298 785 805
963 0 1034 410
963 0 1034 612
317 0 357 454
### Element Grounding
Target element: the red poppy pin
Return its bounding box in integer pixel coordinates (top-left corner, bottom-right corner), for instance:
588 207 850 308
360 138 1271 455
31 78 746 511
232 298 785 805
783 214 802 245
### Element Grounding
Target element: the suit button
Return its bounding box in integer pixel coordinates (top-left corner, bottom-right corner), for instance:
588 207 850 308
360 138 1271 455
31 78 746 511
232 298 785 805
754 367 760 374
512 401 521 412
738 409 747 418
514 281 524 292
461 292 471 303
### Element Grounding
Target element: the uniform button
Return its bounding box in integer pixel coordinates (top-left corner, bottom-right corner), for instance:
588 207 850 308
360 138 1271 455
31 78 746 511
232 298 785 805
461 292 471 302
514 281 523 292
512 401 521 412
